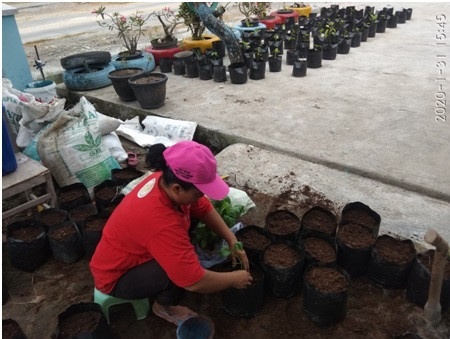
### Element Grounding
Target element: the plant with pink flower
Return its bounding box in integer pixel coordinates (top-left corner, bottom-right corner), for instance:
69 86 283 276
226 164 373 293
149 7 181 45
93 5 151 55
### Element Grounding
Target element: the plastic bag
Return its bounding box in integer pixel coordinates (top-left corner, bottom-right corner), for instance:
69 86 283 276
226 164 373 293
102 132 128 162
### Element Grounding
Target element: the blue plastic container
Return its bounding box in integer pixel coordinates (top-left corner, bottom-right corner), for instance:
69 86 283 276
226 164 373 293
176 316 215 339
2 105 17 176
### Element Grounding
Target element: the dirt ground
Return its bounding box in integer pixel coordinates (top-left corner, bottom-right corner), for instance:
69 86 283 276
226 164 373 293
3 184 450 339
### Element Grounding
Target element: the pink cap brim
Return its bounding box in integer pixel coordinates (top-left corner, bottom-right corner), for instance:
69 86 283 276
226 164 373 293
194 174 229 201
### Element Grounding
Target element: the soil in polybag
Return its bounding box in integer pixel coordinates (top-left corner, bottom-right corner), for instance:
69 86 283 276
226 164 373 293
265 210 300 242
48 222 84 264
301 207 337 237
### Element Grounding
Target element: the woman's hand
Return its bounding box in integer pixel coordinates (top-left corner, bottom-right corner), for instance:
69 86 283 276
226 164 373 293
231 270 253 289
231 246 250 272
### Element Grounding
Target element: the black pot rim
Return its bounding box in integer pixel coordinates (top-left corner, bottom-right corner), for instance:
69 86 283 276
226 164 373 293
108 67 144 79
128 72 168 86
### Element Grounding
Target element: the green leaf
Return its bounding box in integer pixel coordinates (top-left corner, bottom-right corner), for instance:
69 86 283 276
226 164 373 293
233 242 244 251
85 132 95 147
94 134 102 147
73 144 93 152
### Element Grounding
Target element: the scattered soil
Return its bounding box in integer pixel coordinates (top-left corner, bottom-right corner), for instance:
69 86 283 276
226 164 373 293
2 321 22 339
84 218 107 232
263 243 300 268
110 69 142 77
96 186 118 201
237 228 271 251
39 210 66 227
58 188 87 204
342 208 378 229
419 250 450 280
70 207 96 222
113 169 143 180
306 267 349 294
301 208 336 235
49 225 76 241
10 226 42 242
58 311 101 338
375 236 416 265
132 75 164 84
338 223 376 248
266 210 300 236
304 237 336 263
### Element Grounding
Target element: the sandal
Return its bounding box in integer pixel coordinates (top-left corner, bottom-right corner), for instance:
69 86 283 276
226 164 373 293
127 152 138 167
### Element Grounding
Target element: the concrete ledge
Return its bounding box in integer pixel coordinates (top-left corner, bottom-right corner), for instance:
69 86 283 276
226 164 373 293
216 143 450 245
2 4 18 16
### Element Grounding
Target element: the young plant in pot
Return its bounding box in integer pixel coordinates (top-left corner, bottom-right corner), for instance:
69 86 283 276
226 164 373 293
307 44 323 68
249 47 266 80
238 2 260 27
292 58 307 77
108 58 143 102
284 32 297 50
216 242 265 318
93 6 150 61
366 12 379 38
351 27 362 47
318 22 338 60
286 49 300 65
198 56 213 81
208 51 223 67
268 47 282 72
376 12 389 33
337 31 352 54
129 56 168 109
228 62 248 85
149 7 180 50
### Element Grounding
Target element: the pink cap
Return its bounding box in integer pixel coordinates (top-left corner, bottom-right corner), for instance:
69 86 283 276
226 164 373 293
163 141 229 200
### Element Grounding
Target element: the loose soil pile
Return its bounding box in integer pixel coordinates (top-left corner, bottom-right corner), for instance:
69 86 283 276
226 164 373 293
338 223 376 248
2 321 21 339
59 188 86 203
10 226 42 242
264 244 299 268
85 218 108 232
419 250 450 279
70 208 96 221
58 311 101 338
40 210 66 227
266 211 300 235
304 238 336 263
306 267 349 294
375 237 415 265
301 209 336 235
49 225 76 241
237 229 271 250
114 169 142 180
342 209 377 228
96 187 117 201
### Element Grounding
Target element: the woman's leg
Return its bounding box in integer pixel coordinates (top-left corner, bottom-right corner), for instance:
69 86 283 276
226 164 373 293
111 259 196 325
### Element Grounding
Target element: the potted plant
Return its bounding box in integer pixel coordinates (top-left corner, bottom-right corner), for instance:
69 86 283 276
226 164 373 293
93 6 155 71
208 51 223 67
376 12 389 33
238 2 260 27
268 47 282 72
337 31 352 54
366 12 379 38
129 57 168 109
318 22 338 60
307 44 323 68
284 32 297 50
177 2 220 53
292 59 307 77
149 7 180 50
108 58 143 102
249 46 266 80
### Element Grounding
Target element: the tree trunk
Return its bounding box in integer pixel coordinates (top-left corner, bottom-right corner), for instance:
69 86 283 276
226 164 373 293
193 3 243 64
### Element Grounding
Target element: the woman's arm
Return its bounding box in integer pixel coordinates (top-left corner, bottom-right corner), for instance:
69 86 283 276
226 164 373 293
184 269 252 293
201 208 250 271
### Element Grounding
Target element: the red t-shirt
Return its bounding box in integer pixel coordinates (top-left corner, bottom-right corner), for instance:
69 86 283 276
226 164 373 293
89 172 211 294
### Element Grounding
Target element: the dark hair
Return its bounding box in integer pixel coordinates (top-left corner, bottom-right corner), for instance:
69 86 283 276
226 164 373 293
146 143 196 191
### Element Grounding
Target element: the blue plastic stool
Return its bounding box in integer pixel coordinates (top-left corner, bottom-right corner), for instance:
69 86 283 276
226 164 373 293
94 288 150 324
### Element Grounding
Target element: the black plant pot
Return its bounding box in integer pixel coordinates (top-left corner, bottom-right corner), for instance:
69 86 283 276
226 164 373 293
243 52 254 69
151 38 178 50
111 167 144 186
376 19 388 33
7 220 50 272
249 60 266 80
210 58 223 67
228 63 248 84
159 58 173 73
212 40 226 58
37 208 68 231
268 56 282 72
68 203 97 233
292 60 307 77
307 48 323 68
58 183 90 211
48 221 84 264
337 38 351 54
108 68 143 101
172 59 185 75
360 27 369 41
285 17 296 30
284 38 297 50
397 10 406 24
387 14 398 28
235 226 273 268
3 319 27 339
341 201 381 237
406 8 413 20
129 72 168 109
82 215 109 258
198 63 213 80
322 44 338 60
213 65 227 82
241 18 260 27
184 59 199 78
93 180 120 213
286 49 299 65
351 32 361 47
368 23 378 37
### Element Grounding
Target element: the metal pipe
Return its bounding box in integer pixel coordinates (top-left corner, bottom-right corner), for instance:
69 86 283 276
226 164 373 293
423 229 449 326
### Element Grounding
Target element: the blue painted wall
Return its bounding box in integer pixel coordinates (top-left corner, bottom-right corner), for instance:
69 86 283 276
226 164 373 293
2 14 32 91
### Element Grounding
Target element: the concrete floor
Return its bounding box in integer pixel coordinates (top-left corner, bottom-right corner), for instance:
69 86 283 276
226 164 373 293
57 2 450 205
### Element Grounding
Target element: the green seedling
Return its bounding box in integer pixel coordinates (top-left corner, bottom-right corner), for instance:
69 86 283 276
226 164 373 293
219 242 245 269
272 47 281 58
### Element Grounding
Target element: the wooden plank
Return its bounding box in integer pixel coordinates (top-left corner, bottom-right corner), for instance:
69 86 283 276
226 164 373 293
2 194 51 219
2 153 50 191
2 174 48 200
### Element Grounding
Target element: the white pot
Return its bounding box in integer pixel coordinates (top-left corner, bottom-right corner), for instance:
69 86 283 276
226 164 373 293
24 80 57 103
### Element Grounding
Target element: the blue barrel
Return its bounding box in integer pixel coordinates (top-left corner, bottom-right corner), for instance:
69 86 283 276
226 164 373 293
2 105 17 176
